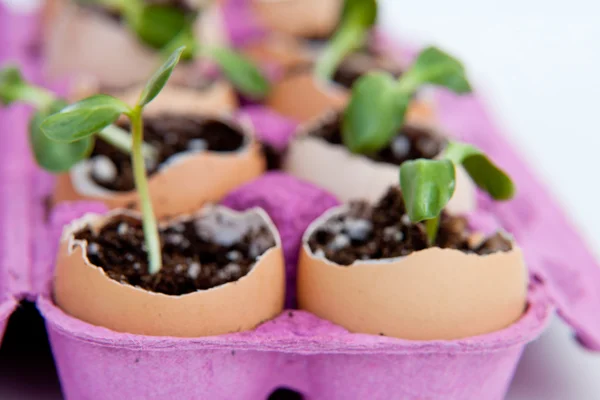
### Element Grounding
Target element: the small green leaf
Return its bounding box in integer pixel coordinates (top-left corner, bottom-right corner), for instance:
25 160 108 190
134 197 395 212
205 47 270 99
41 94 129 142
341 0 377 30
399 159 456 222
0 65 25 105
399 46 472 95
137 46 185 107
315 0 377 80
30 100 94 172
0 65 56 109
342 71 406 153
132 5 189 49
443 141 515 200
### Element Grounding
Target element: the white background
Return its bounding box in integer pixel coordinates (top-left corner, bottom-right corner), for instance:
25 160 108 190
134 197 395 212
2 0 600 399
379 1 600 399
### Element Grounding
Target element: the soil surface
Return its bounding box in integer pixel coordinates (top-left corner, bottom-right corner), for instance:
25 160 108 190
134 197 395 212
310 113 446 165
89 115 246 192
308 187 513 265
333 49 403 89
75 210 277 295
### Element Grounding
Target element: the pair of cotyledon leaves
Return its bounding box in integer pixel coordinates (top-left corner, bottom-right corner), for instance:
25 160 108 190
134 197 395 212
78 0 269 99
9 47 186 173
340 46 514 222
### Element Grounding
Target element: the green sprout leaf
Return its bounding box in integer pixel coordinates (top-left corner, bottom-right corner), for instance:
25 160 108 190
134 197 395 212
41 94 130 143
443 141 515 200
0 65 25 105
340 0 378 28
399 46 472 95
399 159 456 223
204 47 270 99
137 46 186 107
0 65 55 109
315 0 377 80
30 100 94 172
131 5 189 49
342 46 473 155
342 71 406 153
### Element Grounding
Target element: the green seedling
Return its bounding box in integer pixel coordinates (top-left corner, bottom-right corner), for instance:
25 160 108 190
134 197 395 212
78 0 270 98
342 46 472 154
77 0 190 49
314 0 377 81
399 141 516 244
41 47 187 274
161 20 270 99
0 66 156 172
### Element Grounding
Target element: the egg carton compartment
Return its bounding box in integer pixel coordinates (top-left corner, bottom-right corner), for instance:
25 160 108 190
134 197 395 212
0 97 39 343
38 174 550 400
2 2 600 400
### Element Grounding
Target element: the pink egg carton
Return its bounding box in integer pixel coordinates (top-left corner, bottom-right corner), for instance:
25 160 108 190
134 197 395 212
2 3 600 400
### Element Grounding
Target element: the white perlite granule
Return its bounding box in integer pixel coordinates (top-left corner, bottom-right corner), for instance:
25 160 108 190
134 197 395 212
187 138 208 152
329 234 351 251
91 155 117 183
391 135 411 158
344 218 373 241
187 262 201 279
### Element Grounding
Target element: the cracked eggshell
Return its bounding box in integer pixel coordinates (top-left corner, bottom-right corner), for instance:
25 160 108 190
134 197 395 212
266 72 348 123
193 0 230 48
297 206 529 341
54 207 285 337
68 74 238 116
43 0 222 88
108 80 238 116
242 34 314 77
43 0 161 88
251 0 343 39
266 72 435 125
53 118 265 219
283 113 475 215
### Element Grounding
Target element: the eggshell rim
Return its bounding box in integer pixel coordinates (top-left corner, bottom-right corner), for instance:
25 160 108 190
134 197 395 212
61 205 283 300
301 204 518 268
70 115 258 198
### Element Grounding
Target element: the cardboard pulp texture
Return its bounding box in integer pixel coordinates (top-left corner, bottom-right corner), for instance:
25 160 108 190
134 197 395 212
1 3 600 400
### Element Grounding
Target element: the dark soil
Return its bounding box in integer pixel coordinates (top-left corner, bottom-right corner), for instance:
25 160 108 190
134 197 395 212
261 143 284 170
308 187 513 266
309 112 446 166
89 115 246 192
333 49 403 89
75 210 277 295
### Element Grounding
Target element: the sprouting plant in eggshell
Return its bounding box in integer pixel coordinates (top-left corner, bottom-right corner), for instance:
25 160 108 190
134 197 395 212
314 0 378 81
76 0 192 50
40 47 188 274
342 46 472 154
78 0 270 99
0 66 157 173
399 142 516 243
160 15 271 99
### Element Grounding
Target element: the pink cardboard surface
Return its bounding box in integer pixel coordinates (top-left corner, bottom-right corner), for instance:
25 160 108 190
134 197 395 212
0 4 43 342
222 172 340 307
0 2 598 399
38 291 549 400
